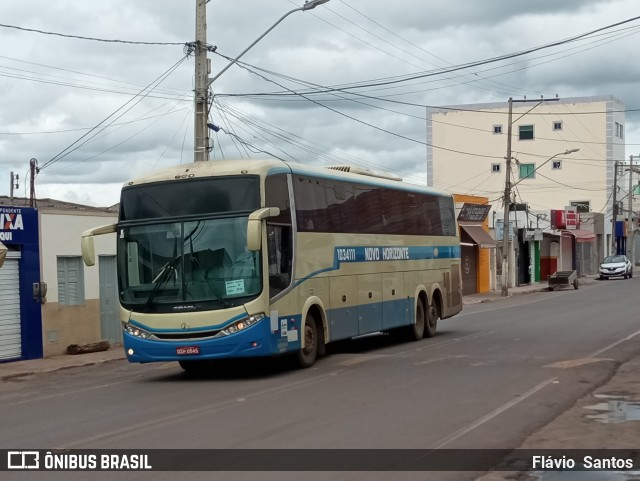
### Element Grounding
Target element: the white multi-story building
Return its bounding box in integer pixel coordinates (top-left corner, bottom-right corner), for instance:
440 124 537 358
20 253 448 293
427 95 626 253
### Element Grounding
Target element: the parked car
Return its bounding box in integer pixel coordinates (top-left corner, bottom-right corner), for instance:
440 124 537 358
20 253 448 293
599 255 633 280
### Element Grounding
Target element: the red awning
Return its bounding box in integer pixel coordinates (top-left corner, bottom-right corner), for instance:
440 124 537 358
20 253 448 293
561 229 596 243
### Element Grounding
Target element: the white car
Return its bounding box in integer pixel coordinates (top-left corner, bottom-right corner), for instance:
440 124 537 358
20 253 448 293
599 255 633 280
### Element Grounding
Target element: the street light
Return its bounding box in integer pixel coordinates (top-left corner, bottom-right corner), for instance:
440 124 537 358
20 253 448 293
195 0 330 162
501 148 580 296
511 148 580 189
207 0 330 87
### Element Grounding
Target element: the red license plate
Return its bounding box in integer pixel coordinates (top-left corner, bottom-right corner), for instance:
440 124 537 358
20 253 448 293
176 346 200 356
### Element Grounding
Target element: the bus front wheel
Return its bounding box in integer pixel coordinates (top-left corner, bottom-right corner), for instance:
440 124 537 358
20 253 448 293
297 315 319 368
179 360 210 374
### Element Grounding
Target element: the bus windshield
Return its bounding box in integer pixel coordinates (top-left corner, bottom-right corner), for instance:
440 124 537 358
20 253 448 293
118 216 262 312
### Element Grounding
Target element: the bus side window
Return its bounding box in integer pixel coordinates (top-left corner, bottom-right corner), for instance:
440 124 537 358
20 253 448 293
267 224 292 297
265 174 293 297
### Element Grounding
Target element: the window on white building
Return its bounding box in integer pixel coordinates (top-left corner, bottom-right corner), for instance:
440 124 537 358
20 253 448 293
519 163 536 179
491 163 501 173
553 121 563 131
615 122 624 139
570 201 590 213
552 160 562 170
57 256 85 305
493 125 503 134
519 125 534 140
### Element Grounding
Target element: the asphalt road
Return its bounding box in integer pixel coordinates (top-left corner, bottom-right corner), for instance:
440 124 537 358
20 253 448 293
1 276 638 481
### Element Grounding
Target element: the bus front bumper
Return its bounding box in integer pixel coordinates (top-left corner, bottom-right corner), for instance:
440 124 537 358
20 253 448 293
123 320 282 363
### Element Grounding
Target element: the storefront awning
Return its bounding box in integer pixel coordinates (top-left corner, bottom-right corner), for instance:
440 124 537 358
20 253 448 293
561 229 596 243
460 224 496 249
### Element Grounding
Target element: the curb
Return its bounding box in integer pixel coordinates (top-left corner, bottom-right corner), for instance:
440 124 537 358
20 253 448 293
1 354 127 381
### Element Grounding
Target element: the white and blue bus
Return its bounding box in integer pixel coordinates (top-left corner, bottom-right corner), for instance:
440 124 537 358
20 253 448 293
81 159 462 370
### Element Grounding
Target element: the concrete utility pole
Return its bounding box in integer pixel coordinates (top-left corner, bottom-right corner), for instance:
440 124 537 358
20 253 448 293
500 97 513 297
194 0 210 162
29 158 38 208
500 96 560 296
9 172 18 205
629 155 640 266
194 0 329 163
611 161 618 256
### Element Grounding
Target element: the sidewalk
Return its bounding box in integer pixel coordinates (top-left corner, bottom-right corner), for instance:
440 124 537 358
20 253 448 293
0 346 126 381
463 275 599 305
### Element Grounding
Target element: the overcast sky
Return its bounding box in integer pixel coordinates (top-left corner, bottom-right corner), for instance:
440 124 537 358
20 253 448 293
1 0 640 207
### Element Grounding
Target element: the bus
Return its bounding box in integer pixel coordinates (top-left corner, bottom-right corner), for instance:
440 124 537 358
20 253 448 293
81 159 462 370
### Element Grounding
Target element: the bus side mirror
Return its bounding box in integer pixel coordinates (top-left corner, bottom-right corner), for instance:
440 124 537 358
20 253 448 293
81 223 117 266
247 207 280 251
82 236 96 266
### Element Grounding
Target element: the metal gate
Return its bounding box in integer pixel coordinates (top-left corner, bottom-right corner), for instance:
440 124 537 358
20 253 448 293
0 253 22 360
461 244 478 296
99 255 121 345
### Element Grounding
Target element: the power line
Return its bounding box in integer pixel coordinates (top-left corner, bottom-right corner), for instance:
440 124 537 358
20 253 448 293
219 14 640 97
40 55 190 170
0 107 191 136
227 60 506 160
0 22 188 46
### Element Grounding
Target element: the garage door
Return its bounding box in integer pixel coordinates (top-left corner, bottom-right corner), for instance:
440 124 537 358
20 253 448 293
0 254 21 360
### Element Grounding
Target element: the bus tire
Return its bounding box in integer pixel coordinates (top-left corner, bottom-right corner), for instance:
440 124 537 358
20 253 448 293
297 314 319 368
408 298 425 341
424 298 439 338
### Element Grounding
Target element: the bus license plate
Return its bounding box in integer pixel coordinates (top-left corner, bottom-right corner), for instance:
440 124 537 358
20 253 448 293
176 346 200 356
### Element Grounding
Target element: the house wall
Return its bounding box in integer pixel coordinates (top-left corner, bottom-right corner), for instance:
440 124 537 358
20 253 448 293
39 212 117 356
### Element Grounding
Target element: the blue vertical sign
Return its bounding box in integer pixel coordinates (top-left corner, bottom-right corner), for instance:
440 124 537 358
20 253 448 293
0 206 43 361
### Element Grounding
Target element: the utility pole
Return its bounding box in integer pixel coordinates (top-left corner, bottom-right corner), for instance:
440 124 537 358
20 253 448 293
500 97 513 297
9 172 18 205
500 96 560 296
629 155 640 266
611 161 618 256
29 158 38 208
194 0 210 162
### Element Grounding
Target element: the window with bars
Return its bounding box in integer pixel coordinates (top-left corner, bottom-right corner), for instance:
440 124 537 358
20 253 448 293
570 201 590 213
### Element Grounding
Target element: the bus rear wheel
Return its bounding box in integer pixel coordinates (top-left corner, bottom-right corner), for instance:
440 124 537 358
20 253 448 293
297 315 319 368
424 298 439 338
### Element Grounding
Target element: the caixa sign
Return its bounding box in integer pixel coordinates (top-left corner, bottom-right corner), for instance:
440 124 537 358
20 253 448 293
0 207 38 245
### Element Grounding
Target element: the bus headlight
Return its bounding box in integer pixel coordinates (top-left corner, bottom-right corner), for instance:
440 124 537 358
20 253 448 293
122 321 152 339
221 313 265 336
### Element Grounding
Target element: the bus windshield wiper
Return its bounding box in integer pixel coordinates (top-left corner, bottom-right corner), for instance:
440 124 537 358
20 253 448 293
144 257 179 313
